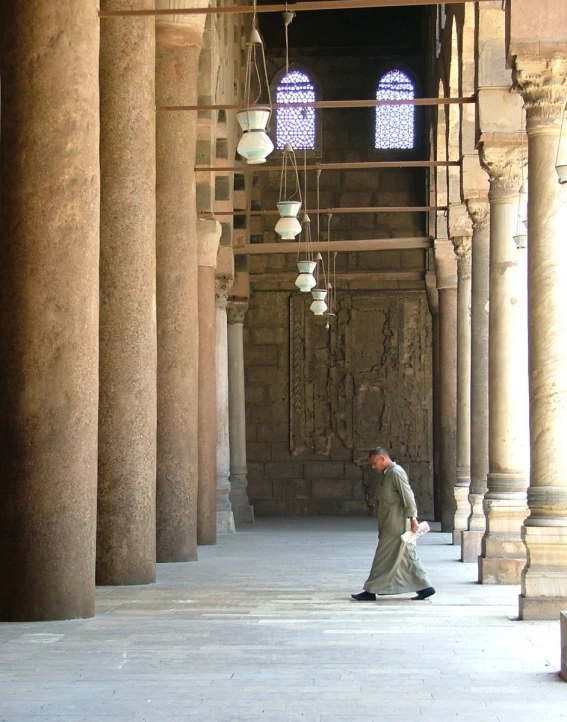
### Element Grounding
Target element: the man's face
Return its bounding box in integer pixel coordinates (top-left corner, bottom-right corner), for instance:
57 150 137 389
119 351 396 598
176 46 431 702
370 454 389 472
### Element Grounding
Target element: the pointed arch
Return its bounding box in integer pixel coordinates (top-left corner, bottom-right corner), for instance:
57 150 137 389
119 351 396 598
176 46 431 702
275 69 316 151
375 69 415 150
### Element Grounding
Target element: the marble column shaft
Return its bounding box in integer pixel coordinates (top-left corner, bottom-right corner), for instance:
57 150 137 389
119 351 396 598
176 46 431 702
198 219 222 546
0 0 100 620
435 250 458 532
461 201 491 563
97 0 157 586
516 58 567 619
479 146 529 585
216 281 235 534
155 17 202 562
452 235 472 544
227 302 255 524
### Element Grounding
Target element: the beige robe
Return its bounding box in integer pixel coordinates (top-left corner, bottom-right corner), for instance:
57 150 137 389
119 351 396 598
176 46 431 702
363 462 431 595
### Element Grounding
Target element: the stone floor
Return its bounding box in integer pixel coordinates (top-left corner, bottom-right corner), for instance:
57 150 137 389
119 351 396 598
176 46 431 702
0 517 565 721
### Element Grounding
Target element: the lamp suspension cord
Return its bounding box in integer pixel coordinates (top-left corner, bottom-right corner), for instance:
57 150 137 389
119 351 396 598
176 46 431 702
555 100 567 170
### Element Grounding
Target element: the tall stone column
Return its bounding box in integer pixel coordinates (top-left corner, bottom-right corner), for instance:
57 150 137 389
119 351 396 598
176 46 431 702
155 8 203 562
478 144 529 584
0 1 100 620
425 269 440 517
515 58 567 619
451 234 472 544
227 301 255 524
198 219 221 545
97 0 157 586
461 200 491 562
435 246 458 532
216 281 236 534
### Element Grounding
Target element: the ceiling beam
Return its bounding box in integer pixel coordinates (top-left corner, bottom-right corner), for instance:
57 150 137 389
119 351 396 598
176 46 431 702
100 0 494 19
249 271 424 282
205 206 446 216
197 160 459 172
234 237 431 254
162 97 474 112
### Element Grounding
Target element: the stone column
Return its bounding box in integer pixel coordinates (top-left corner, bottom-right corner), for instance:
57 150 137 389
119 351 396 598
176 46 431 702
435 246 458 532
216 281 236 534
425 269 441 517
227 301 255 524
478 144 529 584
197 219 221 545
461 200 491 562
155 8 203 562
515 58 567 619
97 0 157 586
0 1 99 620
451 234 472 544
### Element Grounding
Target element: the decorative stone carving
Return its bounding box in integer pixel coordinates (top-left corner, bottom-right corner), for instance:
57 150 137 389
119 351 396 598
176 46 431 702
227 301 248 325
514 57 567 121
480 143 525 201
466 199 490 231
215 279 232 309
452 236 472 280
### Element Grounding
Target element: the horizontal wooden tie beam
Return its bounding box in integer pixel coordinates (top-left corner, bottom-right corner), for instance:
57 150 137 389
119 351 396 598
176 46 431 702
197 160 459 172
162 97 474 112
234 237 431 254
206 206 446 216
250 271 424 282
100 0 495 19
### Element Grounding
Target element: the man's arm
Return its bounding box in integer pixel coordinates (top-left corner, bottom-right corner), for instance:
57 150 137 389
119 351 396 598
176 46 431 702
392 467 419 531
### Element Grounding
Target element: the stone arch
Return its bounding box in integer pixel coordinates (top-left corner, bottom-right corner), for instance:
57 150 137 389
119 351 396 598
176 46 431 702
447 14 461 205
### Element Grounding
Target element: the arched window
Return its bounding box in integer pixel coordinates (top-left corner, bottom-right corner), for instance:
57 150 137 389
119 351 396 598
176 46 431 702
275 70 316 151
375 69 415 150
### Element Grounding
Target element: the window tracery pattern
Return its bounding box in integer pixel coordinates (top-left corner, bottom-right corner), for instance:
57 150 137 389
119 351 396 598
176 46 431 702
375 70 415 150
275 70 316 151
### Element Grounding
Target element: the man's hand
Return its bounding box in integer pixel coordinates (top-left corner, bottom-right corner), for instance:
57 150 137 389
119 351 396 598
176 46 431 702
410 517 419 533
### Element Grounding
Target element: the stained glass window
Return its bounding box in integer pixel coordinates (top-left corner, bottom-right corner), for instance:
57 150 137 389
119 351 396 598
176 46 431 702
375 70 415 150
275 70 316 151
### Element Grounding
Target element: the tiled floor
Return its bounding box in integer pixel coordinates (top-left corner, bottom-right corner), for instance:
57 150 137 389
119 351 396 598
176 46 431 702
0 517 565 721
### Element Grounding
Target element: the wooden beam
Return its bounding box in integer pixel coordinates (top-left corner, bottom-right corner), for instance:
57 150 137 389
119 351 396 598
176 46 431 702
234 237 431 254
250 271 424 282
204 206 446 216
196 160 459 173
161 97 475 112
100 0 495 19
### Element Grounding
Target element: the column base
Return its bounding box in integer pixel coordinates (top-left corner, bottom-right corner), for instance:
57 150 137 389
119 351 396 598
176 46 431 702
479 556 525 584
519 595 567 621
561 612 567 681
452 530 463 546
233 504 255 524
461 530 483 562
217 510 235 534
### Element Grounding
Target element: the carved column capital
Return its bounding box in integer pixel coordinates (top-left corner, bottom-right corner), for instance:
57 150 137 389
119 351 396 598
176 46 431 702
215 278 233 309
466 198 490 231
480 143 526 202
452 236 472 280
227 300 248 325
513 56 567 124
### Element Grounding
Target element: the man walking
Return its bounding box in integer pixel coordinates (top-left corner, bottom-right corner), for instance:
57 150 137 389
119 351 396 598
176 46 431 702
352 447 435 601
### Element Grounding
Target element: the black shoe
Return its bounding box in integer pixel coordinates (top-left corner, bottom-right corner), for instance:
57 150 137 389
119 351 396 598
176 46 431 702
351 591 376 601
411 586 436 601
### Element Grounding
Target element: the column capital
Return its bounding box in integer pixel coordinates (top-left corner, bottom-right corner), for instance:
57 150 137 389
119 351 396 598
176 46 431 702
215 278 233 309
227 300 248 325
155 0 206 45
513 56 567 124
480 142 526 201
452 236 472 280
198 218 222 267
466 197 490 231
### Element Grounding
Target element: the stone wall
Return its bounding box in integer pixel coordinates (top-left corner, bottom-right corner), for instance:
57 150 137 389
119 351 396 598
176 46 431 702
245 290 433 517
